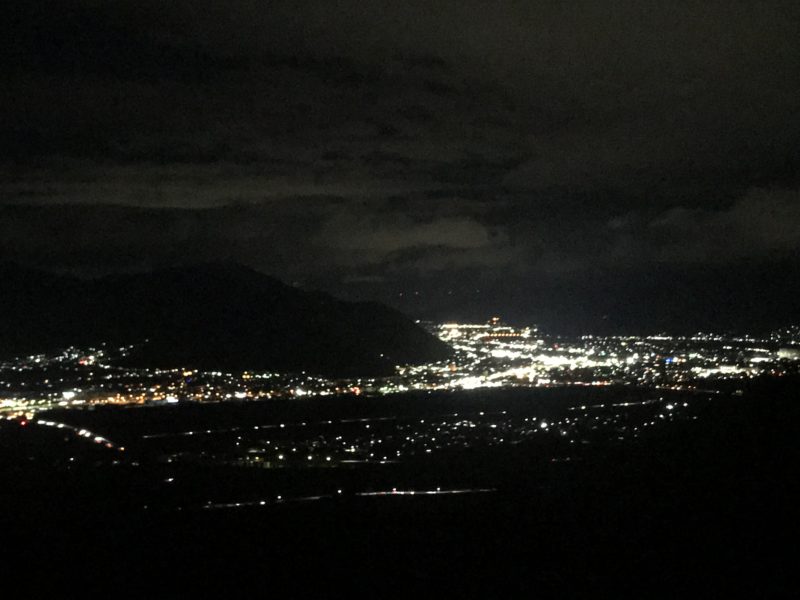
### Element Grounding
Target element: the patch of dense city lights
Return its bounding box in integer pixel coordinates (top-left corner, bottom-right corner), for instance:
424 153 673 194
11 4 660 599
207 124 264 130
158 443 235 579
0 323 798 418
4 322 796 514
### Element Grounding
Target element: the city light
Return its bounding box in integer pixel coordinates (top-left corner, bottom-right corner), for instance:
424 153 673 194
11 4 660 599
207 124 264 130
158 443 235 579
0 322 798 417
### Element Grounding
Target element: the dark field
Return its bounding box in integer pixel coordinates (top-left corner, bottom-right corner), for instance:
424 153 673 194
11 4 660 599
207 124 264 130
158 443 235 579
3 380 799 596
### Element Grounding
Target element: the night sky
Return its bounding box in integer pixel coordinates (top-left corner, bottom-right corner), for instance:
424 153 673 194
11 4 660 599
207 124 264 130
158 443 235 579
2 1 799 332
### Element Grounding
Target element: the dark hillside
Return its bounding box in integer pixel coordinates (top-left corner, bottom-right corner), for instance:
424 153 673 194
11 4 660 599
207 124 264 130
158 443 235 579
0 263 452 376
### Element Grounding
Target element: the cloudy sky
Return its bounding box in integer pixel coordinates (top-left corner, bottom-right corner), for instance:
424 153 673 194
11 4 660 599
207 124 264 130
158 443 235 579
2 1 799 331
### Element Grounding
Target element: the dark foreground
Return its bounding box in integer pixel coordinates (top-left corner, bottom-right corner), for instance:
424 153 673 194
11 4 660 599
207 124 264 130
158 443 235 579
2 378 799 596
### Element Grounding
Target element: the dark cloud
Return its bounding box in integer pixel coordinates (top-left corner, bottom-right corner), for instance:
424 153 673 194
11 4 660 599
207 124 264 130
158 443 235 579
640 187 800 261
2 1 800 329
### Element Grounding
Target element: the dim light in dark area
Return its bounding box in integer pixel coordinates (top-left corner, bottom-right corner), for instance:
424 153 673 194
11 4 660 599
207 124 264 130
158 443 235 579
1 0 799 596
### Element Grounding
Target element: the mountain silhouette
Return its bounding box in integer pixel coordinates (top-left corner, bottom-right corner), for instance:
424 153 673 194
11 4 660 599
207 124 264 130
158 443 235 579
0 263 452 376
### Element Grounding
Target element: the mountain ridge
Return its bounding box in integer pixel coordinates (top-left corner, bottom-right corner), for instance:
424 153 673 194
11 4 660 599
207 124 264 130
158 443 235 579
0 263 452 377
